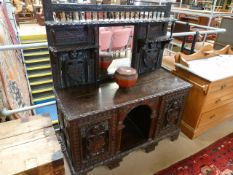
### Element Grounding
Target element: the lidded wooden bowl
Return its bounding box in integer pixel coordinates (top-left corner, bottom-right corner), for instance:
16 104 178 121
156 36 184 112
114 66 138 88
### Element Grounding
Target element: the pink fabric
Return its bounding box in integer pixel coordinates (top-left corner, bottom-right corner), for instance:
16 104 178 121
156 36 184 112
85 12 92 20
98 12 104 19
99 27 108 31
110 26 124 32
111 28 131 51
99 30 112 51
125 26 134 48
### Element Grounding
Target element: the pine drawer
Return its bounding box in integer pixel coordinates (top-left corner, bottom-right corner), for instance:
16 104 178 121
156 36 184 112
198 100 233 129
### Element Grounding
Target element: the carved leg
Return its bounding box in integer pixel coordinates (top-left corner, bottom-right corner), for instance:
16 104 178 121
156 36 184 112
170 133 179 141
144 142 158 153
106 158 122 170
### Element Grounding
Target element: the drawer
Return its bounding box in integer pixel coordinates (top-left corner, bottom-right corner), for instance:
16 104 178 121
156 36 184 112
208 77 233 94
174 68 209 94
198 100 233 128
202 91 233 112
175 68 209 86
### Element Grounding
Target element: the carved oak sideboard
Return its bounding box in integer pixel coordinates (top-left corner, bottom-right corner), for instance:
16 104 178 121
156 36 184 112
41 1 192 174
55 69 191 174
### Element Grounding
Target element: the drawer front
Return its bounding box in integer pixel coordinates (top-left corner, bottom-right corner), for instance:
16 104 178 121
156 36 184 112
203 90 233 112
199 101 233 128
208 77 233 94
47 26 96 46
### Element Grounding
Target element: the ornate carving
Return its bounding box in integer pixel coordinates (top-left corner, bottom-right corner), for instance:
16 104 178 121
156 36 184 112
42 0 190 174
49 26 89 46
155 90 188 139
57 50 96 87
83 121 108 159
163 99 182 129
138 41 170 74
56 87 190 175
43 0 174 88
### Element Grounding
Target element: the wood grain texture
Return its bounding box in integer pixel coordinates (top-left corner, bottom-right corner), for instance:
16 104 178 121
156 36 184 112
0 115 52 139
0 116 64 175
175 46 233 139
55 69 191 175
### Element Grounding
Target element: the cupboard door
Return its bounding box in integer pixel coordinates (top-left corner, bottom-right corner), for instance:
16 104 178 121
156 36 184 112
78 111 117 168
155 90 188 138
81 120 110 160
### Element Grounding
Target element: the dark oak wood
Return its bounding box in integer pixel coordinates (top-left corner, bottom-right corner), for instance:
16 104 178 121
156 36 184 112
55 69 191 175
41 1 191 174
42 0 174 88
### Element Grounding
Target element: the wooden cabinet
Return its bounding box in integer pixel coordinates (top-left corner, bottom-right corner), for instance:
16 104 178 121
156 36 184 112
174 48 233 139
55 69 191 174
41 1 191 174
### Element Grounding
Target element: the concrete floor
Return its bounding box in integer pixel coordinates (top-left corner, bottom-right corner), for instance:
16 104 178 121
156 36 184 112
65 118 233 175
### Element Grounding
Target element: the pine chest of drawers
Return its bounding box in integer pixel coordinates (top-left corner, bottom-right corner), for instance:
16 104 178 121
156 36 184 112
175 54 233 139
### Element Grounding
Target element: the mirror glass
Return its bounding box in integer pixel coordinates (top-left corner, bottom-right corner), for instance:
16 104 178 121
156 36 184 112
99 25 134 78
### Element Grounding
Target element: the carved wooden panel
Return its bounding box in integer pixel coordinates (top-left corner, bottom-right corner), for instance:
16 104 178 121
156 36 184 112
68 110 118 170
147 23 166 40
81 121 109 160
43 0 174 87
52 49 97 88
138 41 168 74
54 69 191 174
47 26 96 46
155 90 188 138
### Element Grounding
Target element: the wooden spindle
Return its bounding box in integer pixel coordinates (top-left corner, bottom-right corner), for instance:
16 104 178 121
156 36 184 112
97 12 99 20
154 12 157 20
78 12 82 21
73 12 79 21
157 11 160 20
68 12 73 21
61 12 66 22
116 12 119 20
149 12 152 19
161 12 164 19
151 11 154 19
114 12 116 20
81 12 85 21
126 12 129 20
91 12 93 20
55 12 60 21
84 12 87 21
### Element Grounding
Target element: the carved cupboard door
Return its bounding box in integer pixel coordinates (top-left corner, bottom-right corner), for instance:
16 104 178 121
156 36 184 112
79 111 117 168
155 90 188 138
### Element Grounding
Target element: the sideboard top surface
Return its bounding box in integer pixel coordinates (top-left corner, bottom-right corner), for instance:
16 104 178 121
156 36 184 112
55 69 191 120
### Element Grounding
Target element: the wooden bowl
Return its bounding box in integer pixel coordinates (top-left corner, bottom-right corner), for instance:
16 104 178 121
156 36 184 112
114 66 138 88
